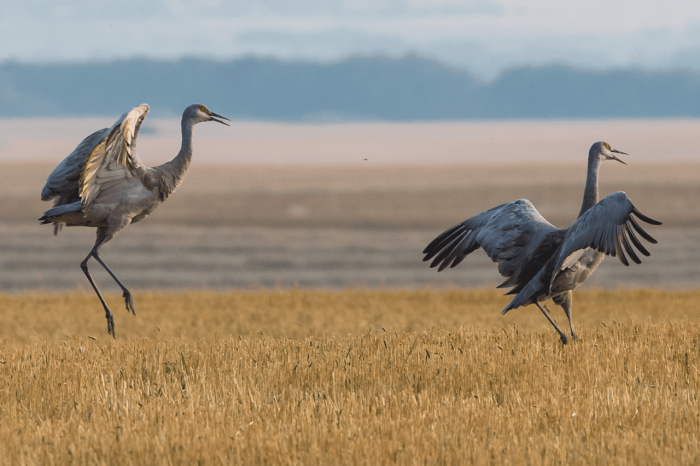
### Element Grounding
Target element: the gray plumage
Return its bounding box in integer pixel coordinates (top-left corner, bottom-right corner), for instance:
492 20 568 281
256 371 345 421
40 103 230 337
423 141 662 345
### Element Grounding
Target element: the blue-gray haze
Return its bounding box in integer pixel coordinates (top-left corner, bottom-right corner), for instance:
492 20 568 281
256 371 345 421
2 56 700 121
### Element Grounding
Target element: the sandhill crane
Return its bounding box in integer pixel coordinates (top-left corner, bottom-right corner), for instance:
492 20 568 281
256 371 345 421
422 142 661 345
40 104 229 337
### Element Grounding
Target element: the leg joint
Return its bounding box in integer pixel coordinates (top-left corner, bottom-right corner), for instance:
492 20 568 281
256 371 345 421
80 253 92 272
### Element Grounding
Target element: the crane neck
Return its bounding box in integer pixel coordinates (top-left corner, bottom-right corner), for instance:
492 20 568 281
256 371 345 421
152 116 196 201
578 153 600 218
175 116 195 174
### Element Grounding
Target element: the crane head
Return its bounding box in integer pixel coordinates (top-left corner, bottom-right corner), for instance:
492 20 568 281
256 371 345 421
185 104 231 126
593 141 627 165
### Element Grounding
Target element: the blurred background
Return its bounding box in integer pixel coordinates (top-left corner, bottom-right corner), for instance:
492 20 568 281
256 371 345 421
0 1 698 292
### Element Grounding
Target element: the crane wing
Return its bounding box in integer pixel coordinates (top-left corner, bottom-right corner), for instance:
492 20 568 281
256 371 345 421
423 199 562 291
79 104 150 211
548 191 661 293
41 128 110 204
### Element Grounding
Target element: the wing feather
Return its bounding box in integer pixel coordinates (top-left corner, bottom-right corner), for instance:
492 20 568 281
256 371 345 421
615 226 628 266
424 199 562 292
632 207 663 225
620 225 640 264
625 221 650 256
78 104 150 211
548 191 661 293
41 128 110 203
438 231 473 272
628 215 658 244
449 232 480 269
559 249 587 271
423 225 466 261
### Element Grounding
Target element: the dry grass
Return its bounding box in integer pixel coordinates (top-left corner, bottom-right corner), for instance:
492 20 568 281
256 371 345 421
0 289 699 465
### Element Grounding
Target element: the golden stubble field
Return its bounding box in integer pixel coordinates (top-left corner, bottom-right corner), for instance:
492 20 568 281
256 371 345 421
1 289 699 465
0 120 699 464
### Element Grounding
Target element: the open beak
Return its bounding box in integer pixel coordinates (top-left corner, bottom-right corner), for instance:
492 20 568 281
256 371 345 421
209 111 231 126
610 148 628 165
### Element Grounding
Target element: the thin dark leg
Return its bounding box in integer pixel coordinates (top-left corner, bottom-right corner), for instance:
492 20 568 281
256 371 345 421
553 291 577 339
535 300 568 345
92 252 135 315
81 252 116 338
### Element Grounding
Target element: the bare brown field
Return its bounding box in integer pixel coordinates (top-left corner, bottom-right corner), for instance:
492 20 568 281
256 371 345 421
1 120 698 292
0 162 696 291
0 289 699 465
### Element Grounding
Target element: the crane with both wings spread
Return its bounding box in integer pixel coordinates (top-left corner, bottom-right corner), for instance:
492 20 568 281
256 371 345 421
423 142 662 345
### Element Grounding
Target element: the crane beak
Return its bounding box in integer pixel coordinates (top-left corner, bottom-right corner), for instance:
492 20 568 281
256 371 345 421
209 112 231 126
610 148 627 165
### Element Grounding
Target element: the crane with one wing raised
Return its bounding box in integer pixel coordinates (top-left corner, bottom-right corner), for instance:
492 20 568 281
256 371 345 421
40 104 229 337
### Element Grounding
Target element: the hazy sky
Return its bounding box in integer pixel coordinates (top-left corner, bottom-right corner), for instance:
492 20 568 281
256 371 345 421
3 1 700 79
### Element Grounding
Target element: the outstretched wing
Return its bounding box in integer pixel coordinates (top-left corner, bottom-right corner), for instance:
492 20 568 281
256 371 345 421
423 199 563 292
79 103 150 211
548 191 661 293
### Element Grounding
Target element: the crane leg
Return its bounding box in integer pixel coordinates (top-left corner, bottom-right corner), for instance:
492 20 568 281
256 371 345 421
81 252 116 338
535 300 568 345
553 291 578 339
80 222 134 337
91 252 135 316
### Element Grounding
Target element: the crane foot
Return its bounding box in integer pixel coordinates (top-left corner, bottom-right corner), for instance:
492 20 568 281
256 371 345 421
106 311 115 338
123 291 136 316
559 334 568 345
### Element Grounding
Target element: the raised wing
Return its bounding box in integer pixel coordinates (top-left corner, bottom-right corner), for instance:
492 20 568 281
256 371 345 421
548 191 661 293
79 104 150 211
41 128 110 204
423 199 563 291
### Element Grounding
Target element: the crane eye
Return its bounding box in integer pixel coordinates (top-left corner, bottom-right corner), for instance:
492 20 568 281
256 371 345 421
603 142 611 150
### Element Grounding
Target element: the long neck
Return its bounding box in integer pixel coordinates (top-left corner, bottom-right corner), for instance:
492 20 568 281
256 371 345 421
578 153 600 217
153 117 195 200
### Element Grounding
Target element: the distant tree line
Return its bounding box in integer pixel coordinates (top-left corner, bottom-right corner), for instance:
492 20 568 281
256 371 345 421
1 55 700 120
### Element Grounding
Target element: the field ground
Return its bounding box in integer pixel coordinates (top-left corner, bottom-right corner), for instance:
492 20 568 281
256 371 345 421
1 162 696 291
1 120 699 292
0 121 698 463
0 289 699 464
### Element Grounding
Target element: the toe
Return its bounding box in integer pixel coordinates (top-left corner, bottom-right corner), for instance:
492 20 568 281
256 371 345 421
123 293 136 315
